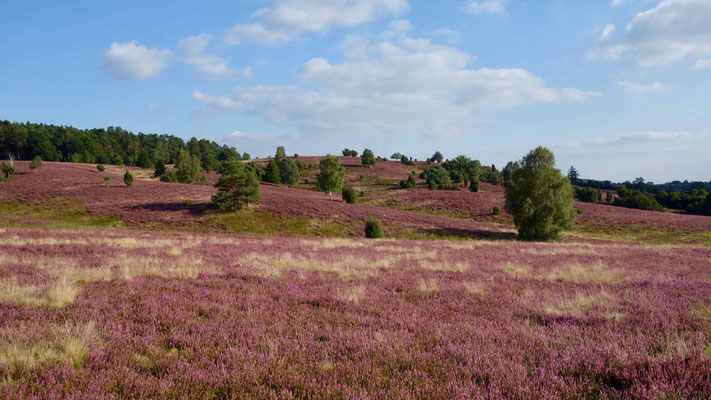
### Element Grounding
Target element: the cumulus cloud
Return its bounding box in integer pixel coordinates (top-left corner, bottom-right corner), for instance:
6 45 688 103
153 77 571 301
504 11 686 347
176 34 250 80
102 41 172 80
588 0 711 66
617 80 673 94
224 0 408 46
465 0 506 15
195 25 598 139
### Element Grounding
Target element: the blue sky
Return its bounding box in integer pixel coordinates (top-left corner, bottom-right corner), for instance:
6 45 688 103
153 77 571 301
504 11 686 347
1 0 710 182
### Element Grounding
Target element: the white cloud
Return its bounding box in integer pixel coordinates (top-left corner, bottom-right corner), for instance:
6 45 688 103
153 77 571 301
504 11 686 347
465 0 506 15
611 0 626 7
102 41 172 80
558 131 693 148
588 0 711 66
432 28 460 45
694 58 711 70
195 25 598 139
224 0 408 46
176 34 249 80
617 80 672 93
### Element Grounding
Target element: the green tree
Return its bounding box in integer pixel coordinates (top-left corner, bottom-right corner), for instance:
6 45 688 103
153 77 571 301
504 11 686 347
361 149 376 167
365 216 384 238
342 186 358 203
264 158 282 184
278 157 300 186
429 151 443 163
275 146 287 160
29 155 43 172
469 179 479 192
123 170 134 187
174 149 204 184
505 147 575 242
567 166 579 185
242 152 251 160
1 162 15 180
317 155 346 200
212 163 261 211
154 163 166 177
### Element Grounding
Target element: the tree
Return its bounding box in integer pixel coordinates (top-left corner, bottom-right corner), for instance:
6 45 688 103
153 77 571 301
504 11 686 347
502 161 520 183
174 149 204 184
429 151 443 163
342 149 358 157
154 163 166 177
567 166 579 185
442 155 481 187
275 146 287 160
365 216 384 238
123 170 134 187
242 152 251 161
361 149 376 167
278 157 300 186
264 158 282 184
212 163 261 211
390 152 403 160
342 187 358 203
317 155 345 200
29 155 43 172
505 147 575 242
470 180 479 192
1 162 15 180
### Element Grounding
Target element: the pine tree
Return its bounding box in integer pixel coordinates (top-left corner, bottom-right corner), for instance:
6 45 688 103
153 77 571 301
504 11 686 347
264 159 281 184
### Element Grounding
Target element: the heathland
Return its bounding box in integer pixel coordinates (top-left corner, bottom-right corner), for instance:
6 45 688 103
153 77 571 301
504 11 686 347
1 156 710 399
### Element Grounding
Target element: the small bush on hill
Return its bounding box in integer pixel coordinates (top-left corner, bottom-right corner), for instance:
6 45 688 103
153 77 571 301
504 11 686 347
400 175 417 188
1 162 15 180
342 187 358 204
123 170 134 187
29 156 43 172
361 149 376 168
342 149 358 157
103 176 110 182
96 164 105 172
469 180 479 192
493 205 501 215
365 216 383 239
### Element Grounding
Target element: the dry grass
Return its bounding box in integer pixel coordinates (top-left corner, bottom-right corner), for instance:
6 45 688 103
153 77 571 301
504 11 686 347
303 238 364 249
337 285 367 303
463 281 485 296
417 278 439 293
544 261 621 284
0 321 97 371
0 277 78 308
499 262 531 277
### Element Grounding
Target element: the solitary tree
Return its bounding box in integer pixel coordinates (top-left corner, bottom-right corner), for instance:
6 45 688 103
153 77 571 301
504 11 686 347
365 216 384 238
278 157 300 186
212 163 261 211
430 151 443 164
29 155 43 172
1 162 15 180
361 149 376 167
567 165 579 185
505 147 575 242
317 155 346 200
123 170 134 187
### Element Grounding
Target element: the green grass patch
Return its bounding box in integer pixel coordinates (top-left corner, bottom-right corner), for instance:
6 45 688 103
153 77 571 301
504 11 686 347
208 208 358 237
0 200 123 230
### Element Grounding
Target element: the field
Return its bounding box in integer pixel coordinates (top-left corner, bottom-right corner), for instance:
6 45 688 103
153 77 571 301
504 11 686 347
1 160 711 398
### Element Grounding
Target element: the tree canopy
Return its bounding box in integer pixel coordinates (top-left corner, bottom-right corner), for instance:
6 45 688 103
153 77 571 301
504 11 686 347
317 155 346 200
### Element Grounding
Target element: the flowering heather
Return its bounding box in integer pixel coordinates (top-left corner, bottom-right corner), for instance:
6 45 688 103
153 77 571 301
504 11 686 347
0 227 710 398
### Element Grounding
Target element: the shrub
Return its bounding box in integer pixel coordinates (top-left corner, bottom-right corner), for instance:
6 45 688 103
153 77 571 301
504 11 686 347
504 147 575 242
577 209 584 214
361 149 376 167
342 187 358 204
342 149 358 157
469 180 479 192
154 163 166 177
365 216 384 239
96 164 105 172
493 206 501 215
29 156 43 172
400 175 417 188
123 170 134 187
264 159 281 184
304 178 310 184
575 187 599 203
1 162 15 180
174 150 205 184
317 155 346 200
103 176 110 182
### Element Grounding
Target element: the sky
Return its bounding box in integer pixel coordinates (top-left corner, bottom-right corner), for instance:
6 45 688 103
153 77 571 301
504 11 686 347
1 0 710 183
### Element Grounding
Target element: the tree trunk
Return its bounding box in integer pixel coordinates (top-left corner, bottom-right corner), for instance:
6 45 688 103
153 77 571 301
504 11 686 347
329 192 332 201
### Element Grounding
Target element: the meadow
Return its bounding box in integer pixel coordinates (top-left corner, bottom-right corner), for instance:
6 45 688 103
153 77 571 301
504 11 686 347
1 160 711 398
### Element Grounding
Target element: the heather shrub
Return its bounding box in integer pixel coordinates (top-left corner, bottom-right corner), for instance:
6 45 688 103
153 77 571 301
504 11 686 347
504 147 575 242
342 187 358 204
493 205 501 215
96 164 105 172
365 216 383 238
123 170 133 187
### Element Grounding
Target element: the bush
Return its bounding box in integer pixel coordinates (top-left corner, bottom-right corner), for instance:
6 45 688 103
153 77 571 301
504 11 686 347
493 205 501 215
1 162 15 180
123 170 134 187
576 209 584 214
103 176 110 182
575 187 599 203
29 156 43 172
361 149 376 167
469 180 479 192
304 178 310 184
264 159 281 184
365 216 384 239
400 175 417 188
97 164 105 172
342 149 358 157
342 187 358 204
504 147 575 242
154 163 166 177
